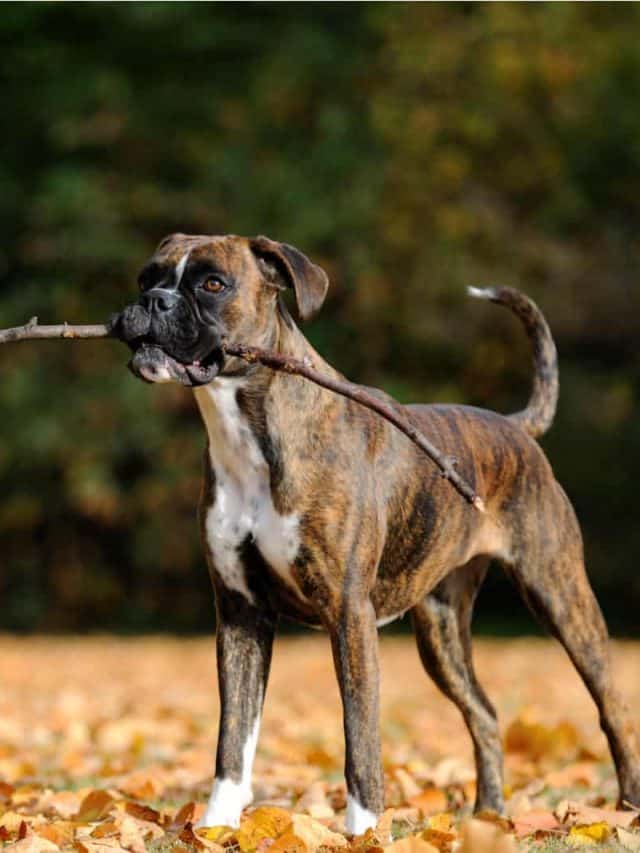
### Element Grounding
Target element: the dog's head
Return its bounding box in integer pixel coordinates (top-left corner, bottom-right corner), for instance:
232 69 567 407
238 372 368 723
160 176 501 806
114 233 328 386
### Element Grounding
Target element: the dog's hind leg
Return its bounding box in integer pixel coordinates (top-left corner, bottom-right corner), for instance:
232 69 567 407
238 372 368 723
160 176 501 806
509 491 640 808
412 556 505 813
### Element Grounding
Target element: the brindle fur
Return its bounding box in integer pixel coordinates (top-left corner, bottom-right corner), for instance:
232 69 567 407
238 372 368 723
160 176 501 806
125 234 640 823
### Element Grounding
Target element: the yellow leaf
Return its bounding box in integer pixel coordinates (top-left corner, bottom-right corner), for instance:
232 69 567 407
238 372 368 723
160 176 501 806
236 807 292 851
566 835 597 847
290 814 346 851
568 823 611 845
427 814 451 832
197 825 234 843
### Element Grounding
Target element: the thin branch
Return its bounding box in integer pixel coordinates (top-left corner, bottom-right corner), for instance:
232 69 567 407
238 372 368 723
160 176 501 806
0 318 111 344
225 344 485 512
0 319 485 511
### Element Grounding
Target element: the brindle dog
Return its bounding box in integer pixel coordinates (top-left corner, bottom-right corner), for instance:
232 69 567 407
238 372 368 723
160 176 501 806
113 233 640 833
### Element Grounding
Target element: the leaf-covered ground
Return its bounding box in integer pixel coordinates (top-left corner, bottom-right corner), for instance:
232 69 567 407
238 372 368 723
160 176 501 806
1 635 640 852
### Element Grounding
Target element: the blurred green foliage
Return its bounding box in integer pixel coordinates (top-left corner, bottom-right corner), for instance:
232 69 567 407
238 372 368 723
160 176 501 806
1 3 640 632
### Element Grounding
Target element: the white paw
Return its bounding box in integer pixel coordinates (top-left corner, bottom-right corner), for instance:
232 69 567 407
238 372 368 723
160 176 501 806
196 778 253 828
345 794 378 835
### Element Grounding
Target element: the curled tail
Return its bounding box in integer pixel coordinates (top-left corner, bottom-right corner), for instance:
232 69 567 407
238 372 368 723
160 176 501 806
468 286 559 439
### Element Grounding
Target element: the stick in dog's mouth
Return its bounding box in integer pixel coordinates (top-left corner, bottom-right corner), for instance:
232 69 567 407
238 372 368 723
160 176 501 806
0 312 485 509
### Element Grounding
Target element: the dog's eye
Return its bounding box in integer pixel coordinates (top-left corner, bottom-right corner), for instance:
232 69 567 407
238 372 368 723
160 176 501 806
203 277 226 294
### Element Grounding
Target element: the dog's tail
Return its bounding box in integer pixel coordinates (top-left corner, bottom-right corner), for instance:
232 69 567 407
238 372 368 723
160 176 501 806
468 286 559 439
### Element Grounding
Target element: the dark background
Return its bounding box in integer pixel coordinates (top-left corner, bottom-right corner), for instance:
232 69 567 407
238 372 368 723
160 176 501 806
1 3 640 634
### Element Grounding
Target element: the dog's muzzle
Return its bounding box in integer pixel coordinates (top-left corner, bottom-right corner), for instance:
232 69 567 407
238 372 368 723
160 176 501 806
111 300 223 387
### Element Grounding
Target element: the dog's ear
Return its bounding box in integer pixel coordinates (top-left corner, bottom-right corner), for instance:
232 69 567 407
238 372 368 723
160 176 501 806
249 236 329 322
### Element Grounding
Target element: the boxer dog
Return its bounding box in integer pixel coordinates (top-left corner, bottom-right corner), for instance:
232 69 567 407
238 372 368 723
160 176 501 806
113 233 640 832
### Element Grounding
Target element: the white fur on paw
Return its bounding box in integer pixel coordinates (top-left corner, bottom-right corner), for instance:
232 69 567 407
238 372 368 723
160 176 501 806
346 794 378 834
197 778 252 828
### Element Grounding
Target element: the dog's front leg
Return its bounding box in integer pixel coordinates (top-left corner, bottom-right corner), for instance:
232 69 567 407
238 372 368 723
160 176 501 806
200 589 277 828
329 597 383 835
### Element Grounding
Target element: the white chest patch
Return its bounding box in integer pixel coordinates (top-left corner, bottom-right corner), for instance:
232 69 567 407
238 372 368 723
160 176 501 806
194 380 301 605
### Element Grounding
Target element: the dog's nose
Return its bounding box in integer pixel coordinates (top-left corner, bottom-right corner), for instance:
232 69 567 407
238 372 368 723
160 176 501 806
142 287 180 314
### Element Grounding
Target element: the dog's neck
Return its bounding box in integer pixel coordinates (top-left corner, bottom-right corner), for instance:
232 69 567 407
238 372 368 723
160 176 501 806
193 310 345 508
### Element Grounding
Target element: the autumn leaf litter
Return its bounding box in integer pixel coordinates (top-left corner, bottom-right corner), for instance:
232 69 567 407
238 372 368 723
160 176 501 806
1 636 640 852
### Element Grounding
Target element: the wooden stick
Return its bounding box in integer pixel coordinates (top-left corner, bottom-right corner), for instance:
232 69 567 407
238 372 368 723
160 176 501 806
0 318 112 343
225 343 485 511
0 319 485 511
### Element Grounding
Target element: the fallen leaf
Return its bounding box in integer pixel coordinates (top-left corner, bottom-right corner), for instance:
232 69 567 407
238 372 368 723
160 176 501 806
545 762 598 788
473 810 513 834
407 788 448 817
557 800 638 829
74 838 129 853
123 802 162 824
374 809 395 845
394 768 422 801
168 802 197 831
420 828 456 852
290 814 346 851
4 835 61 853
74 790 116 823
117 770 165 801
458 819 517 853
268 831 307 853
385 837 439 853
35 822 77 847
505 717 580 762
193 836 225 853
0 782 15 802
618 827 640 851
429 759 474 788
0 813 28 835
511 809 559 838
90 821 119 838
118 813 164 853
197 826 235 843
426 815 451 832
567 822 610 845
178 823 213 850
293 782 334 820
236 807 292 851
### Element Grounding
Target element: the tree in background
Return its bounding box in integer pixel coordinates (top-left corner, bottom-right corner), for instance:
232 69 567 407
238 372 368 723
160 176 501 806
1 3 639 631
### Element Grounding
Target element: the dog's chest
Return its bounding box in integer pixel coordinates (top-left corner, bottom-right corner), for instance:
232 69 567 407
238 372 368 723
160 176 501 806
195 381 300 605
